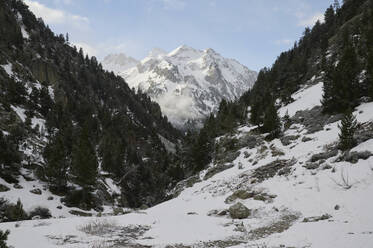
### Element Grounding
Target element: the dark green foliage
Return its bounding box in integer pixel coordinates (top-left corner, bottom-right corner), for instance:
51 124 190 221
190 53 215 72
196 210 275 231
363 2 373 97
322 32 361 113
324 5 336 35
245 0 372 129
338 110 358 150
62 190 102 211
2 199 28 222
99 133 125 175
0 132 21 167
29 207 52 219
262 101 281 139
192 128 213 172
177 97 249 175
0 229 10 248
283 110 291 130
71 125 98 189
44 130 70 191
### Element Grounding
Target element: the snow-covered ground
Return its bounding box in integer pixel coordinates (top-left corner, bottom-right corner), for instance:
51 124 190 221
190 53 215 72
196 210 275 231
1 83 373 247
279 82 324 117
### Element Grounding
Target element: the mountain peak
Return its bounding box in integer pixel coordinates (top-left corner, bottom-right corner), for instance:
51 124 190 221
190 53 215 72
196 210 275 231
102 53 139 74
168 44 200 57
104 45 258 128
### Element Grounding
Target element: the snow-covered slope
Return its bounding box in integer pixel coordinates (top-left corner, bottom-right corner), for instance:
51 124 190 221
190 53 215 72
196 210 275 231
102 46 258 128
3 80 373 248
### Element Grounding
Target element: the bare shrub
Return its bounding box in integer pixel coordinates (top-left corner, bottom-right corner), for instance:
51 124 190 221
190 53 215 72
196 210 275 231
331 169 353 189
78 219 117 236
91 240 111 248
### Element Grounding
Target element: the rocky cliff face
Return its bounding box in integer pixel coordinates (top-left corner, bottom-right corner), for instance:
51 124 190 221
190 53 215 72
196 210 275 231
102 46 257 128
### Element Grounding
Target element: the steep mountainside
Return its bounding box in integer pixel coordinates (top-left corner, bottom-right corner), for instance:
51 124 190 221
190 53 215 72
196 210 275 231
102 46 257 128
0 0 182 216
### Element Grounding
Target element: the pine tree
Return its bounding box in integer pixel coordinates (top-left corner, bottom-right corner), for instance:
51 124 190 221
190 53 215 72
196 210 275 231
283 110 291 129
338 109 358 151
262 101 281 138
322 35 360 113
44 130 69 191
0 132 21 167
71 125 98 189
0 230 10 248
192 128 213 172
368 51 373 98
322 63 337 113
324 5 335 33
365 6 373 98
5 199 28 221
14 199 27 220
99 131 125 176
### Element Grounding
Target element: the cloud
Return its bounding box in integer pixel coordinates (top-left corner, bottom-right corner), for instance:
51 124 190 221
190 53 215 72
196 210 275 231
297 12 324 27
72 42 98 57
24 0 90 29
71 39 147 61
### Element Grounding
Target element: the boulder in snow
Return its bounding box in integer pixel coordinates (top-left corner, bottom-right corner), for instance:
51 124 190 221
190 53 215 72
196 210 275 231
229 202 251 219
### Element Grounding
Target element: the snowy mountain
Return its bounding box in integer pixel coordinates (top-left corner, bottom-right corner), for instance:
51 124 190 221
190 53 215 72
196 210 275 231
101 53 139 75
102 45 258 128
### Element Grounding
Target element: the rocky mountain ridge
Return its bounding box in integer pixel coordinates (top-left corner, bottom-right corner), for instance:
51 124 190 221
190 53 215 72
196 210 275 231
102 45 257 128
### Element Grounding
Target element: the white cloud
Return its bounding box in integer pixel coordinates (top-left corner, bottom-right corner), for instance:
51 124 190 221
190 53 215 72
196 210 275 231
72 42 98 57
297 12 324 27
71 40 147 61
24 0 89 28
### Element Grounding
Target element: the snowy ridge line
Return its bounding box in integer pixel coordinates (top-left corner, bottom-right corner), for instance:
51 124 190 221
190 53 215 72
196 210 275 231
102 45 257 128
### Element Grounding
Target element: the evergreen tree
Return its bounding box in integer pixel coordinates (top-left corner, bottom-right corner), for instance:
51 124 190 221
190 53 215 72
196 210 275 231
0 230 10 248
5 199 28 221
250 103 262 126
71 125 98 189
283 110 291 130
338 109 358 151
192 128 213 172
0 132 21 167
99 131 126 176
262 101 281 138
44 130 69 191
324 5 335 28
365 6 373 97
322 35 360 113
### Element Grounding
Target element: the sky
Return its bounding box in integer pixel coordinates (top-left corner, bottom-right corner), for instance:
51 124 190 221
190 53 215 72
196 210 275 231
23 0 336 71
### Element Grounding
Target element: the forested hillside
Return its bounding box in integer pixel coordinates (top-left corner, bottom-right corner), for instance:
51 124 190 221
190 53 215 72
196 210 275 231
186 0 373 173
0 0 183 215
247 0 373 122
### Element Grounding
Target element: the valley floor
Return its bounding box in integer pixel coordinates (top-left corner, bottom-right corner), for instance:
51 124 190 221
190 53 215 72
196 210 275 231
1 83 373 248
